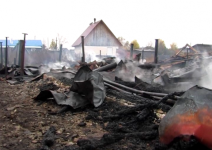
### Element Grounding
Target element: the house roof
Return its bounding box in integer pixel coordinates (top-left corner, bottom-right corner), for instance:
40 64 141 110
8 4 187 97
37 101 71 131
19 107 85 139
192 44 212 52
72 20 122 47
0 40 42 47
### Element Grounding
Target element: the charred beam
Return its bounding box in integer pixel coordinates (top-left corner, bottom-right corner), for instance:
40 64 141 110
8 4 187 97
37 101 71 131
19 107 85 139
104 78 167 97
104 82 131 94
93 62 117 72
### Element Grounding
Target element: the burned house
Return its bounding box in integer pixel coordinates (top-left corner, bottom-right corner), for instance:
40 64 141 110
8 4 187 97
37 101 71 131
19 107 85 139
192 44 212 54
116 46 155 62
72 19 122 60
177 44 212 57
135 46 155 62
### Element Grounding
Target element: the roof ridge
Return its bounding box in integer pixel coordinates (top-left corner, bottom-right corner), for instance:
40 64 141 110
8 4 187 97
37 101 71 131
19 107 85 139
72 20 102 47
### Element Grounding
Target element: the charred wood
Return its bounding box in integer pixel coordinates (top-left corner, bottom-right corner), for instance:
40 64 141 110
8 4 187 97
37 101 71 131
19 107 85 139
72 131 158 150
93 62 117 72
134 76 166 93
115 78 137 88
105 82 131 94
38 83 59 91
104 78 167 97
106 89 171 111
39 126 56 150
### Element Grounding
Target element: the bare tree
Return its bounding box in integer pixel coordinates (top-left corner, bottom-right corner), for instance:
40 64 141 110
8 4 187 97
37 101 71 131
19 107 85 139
147 41 153 47
117 37 125 46
57 33 68 49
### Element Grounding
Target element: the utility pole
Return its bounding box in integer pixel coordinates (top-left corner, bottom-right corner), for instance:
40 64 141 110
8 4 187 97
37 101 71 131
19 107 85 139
21 33 27 76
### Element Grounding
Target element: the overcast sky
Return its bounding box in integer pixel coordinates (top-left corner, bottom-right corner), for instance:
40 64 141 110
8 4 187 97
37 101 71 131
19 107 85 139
1 0 212 49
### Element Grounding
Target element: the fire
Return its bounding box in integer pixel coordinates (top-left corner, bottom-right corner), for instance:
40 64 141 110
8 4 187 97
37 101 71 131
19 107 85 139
160 107 212 148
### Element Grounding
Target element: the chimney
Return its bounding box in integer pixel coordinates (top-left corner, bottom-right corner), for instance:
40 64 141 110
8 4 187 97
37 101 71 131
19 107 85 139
94 18 96 23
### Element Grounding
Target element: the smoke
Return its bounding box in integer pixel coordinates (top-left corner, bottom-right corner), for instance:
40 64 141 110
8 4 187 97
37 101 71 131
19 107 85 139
39 61 77 74
163 50 212 91
200 63 212 89
39 65 50 74
197 51 212 89
139 59 146 64
85 51 100 63
47 61 71 69
116 61 153 83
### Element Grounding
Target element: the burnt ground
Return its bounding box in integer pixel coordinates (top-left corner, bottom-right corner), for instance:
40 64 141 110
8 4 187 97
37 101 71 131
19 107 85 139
0 76 210 150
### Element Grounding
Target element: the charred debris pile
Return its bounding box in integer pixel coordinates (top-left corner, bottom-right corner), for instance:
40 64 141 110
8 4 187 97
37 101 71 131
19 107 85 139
1 56 212 150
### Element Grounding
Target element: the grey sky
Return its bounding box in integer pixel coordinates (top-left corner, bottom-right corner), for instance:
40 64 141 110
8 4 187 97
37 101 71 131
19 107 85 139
1 0 212 49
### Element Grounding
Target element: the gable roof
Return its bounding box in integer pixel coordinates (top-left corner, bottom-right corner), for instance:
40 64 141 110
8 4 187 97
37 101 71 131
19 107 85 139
192 44 212 52
0 40 42 48
72 20 122 47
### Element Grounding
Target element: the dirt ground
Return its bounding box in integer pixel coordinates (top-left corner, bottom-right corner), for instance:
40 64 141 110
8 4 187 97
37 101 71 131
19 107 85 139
0 76 210 150
0 79 109 150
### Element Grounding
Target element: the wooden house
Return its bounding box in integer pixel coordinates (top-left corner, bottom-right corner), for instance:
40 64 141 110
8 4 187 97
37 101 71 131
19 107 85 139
72 19 122 60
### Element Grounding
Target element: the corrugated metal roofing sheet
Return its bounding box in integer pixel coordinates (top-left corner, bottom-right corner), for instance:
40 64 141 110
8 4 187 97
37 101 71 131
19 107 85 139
0 40 42 47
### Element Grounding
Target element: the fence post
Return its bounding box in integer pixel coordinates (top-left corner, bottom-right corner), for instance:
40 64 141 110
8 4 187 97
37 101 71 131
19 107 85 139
5 37 8 77
18 40 23 66
154 39 158 64
0 42 2 68
130 43 134 60
20 33 27 76
81 36 85 62
142 49 144 62
15 43 19 66
59 44 62 62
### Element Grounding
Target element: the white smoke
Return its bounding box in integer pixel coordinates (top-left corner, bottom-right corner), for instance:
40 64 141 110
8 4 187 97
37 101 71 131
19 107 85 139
39 61 73 74
116 61 153 83
85 51 100 63
47 61 71 69
198 52 212 89
139 59 146 64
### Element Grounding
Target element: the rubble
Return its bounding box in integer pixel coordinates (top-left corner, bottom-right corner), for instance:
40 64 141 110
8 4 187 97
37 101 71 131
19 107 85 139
0 57 212 150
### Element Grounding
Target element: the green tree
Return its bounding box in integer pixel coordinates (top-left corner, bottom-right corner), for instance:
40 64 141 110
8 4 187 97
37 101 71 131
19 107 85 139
169 43 178 55
170 43 178 51
131 40 140 49
158 40 166 51
50 39 56 49
158 39 170 55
